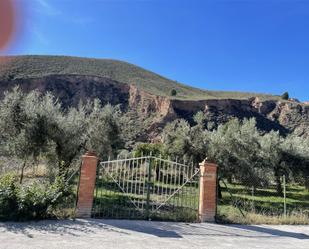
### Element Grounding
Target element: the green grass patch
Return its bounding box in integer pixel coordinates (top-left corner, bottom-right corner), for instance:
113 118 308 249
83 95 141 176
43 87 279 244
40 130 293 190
218 182 309 224
92 178 199 222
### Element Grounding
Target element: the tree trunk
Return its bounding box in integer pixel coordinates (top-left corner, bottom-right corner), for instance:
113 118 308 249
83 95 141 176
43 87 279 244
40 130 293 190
275 173 283 196
155 165 160 181
218 184 222 199
227 175 233 184
20 160 27 184
305 176 309 191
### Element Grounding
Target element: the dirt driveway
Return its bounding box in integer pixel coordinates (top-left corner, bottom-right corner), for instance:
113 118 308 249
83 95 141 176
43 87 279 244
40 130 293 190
0 219 309 249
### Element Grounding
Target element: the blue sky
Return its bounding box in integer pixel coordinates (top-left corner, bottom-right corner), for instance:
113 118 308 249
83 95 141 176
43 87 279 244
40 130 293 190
7 0 309 101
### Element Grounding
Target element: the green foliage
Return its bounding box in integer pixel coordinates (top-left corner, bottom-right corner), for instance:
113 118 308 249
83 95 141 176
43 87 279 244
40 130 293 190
17 177 68 220
162 113 209 162
208 118 266 187
0 55 279 100
162 115 309 194
281 92 289 100
86 101 124 160
0 87 55 182
118 111 146 150
0 88 125 179
0 173 69 221
133 143 166 158
48 104 87 177
0 174 19 220
170 89 177 96
162 119 192 157
217 181 309 225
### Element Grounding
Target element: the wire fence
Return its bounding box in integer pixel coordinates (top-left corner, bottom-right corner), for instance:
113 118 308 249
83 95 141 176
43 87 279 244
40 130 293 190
0 155 81 219
217 175 309 224
52 164 81 219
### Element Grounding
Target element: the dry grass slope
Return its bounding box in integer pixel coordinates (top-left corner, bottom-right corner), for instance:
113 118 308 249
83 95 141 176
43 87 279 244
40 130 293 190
0 55 279 100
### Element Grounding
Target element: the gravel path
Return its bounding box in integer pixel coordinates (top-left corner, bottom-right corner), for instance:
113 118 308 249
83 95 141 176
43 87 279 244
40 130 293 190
0 219 309 249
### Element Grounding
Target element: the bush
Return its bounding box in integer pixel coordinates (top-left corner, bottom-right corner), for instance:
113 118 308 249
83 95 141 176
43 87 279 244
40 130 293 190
281 92 289 100
0 174 19 220
18 177 68 220
133 143 166 158
0 174 69 221
170 89 177 96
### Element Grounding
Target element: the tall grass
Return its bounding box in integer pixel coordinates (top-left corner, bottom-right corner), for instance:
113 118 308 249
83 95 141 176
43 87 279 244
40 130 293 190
217 205 309 225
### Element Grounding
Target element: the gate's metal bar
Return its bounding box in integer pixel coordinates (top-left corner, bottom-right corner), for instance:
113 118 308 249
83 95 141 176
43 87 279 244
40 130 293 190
189 163 194 209
154 168 200 212
180 167 187 207
157 158 162 210
133 157 138 204
153 158 157 210
126 158 130 202
102 156 190 168
177 161 181 208
169 160 173 210
164 158 168 207
104 165 140 210
142 156 147 211
151 157 155 212
109 159 114 218
96 156 200 221
130 158 134 196
137 156 142 209
98 164 103 218
172 159 177 209
146 156 152 219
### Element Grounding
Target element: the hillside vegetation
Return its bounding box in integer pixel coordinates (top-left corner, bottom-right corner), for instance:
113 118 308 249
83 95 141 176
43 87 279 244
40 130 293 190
0 55 278 100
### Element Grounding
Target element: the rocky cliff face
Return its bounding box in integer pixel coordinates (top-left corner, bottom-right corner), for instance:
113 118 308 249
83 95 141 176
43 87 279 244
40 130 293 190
1 75 308 139
0 74 130 108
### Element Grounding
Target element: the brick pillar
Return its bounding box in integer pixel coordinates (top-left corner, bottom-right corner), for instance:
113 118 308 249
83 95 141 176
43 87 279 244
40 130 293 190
198 159 218 222
76 151 99 218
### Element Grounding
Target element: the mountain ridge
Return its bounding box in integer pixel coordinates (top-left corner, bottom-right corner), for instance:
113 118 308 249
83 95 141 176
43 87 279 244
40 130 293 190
0 55 280 101
0 55 308 140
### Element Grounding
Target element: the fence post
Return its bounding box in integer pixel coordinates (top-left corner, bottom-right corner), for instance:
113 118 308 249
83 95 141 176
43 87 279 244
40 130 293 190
198 159 218 222
76 151 99 218
251 186 255 212
283 175 287 217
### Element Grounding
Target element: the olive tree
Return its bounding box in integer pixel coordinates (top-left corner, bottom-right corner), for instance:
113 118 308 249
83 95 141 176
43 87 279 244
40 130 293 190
0 88 124 181
162 112 209 162
48 104 87 178
0 88 52 183
282 134 309 190
85 100 123 160
208 118 265 186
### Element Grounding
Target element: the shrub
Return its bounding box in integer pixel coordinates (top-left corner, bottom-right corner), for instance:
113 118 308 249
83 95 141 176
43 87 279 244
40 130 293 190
17 177 68 220
281 92 289 100
133 143 166 158
170 89 177 96
0 174 19 220
0 173 69 221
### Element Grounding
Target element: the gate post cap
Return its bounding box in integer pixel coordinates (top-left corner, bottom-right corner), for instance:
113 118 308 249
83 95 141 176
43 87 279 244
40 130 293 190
199 158 217 168
84 151 98 157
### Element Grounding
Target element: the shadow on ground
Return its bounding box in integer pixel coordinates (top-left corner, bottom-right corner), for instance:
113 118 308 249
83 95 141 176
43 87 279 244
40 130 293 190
0 219 308 240
230 224 309 240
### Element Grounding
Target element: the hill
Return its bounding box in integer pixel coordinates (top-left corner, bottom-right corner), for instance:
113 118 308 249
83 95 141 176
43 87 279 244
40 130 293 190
0 55 308 140
0 55 278 100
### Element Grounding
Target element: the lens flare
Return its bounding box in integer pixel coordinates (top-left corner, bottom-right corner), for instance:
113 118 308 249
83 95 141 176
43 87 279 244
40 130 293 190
0 0 16 51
